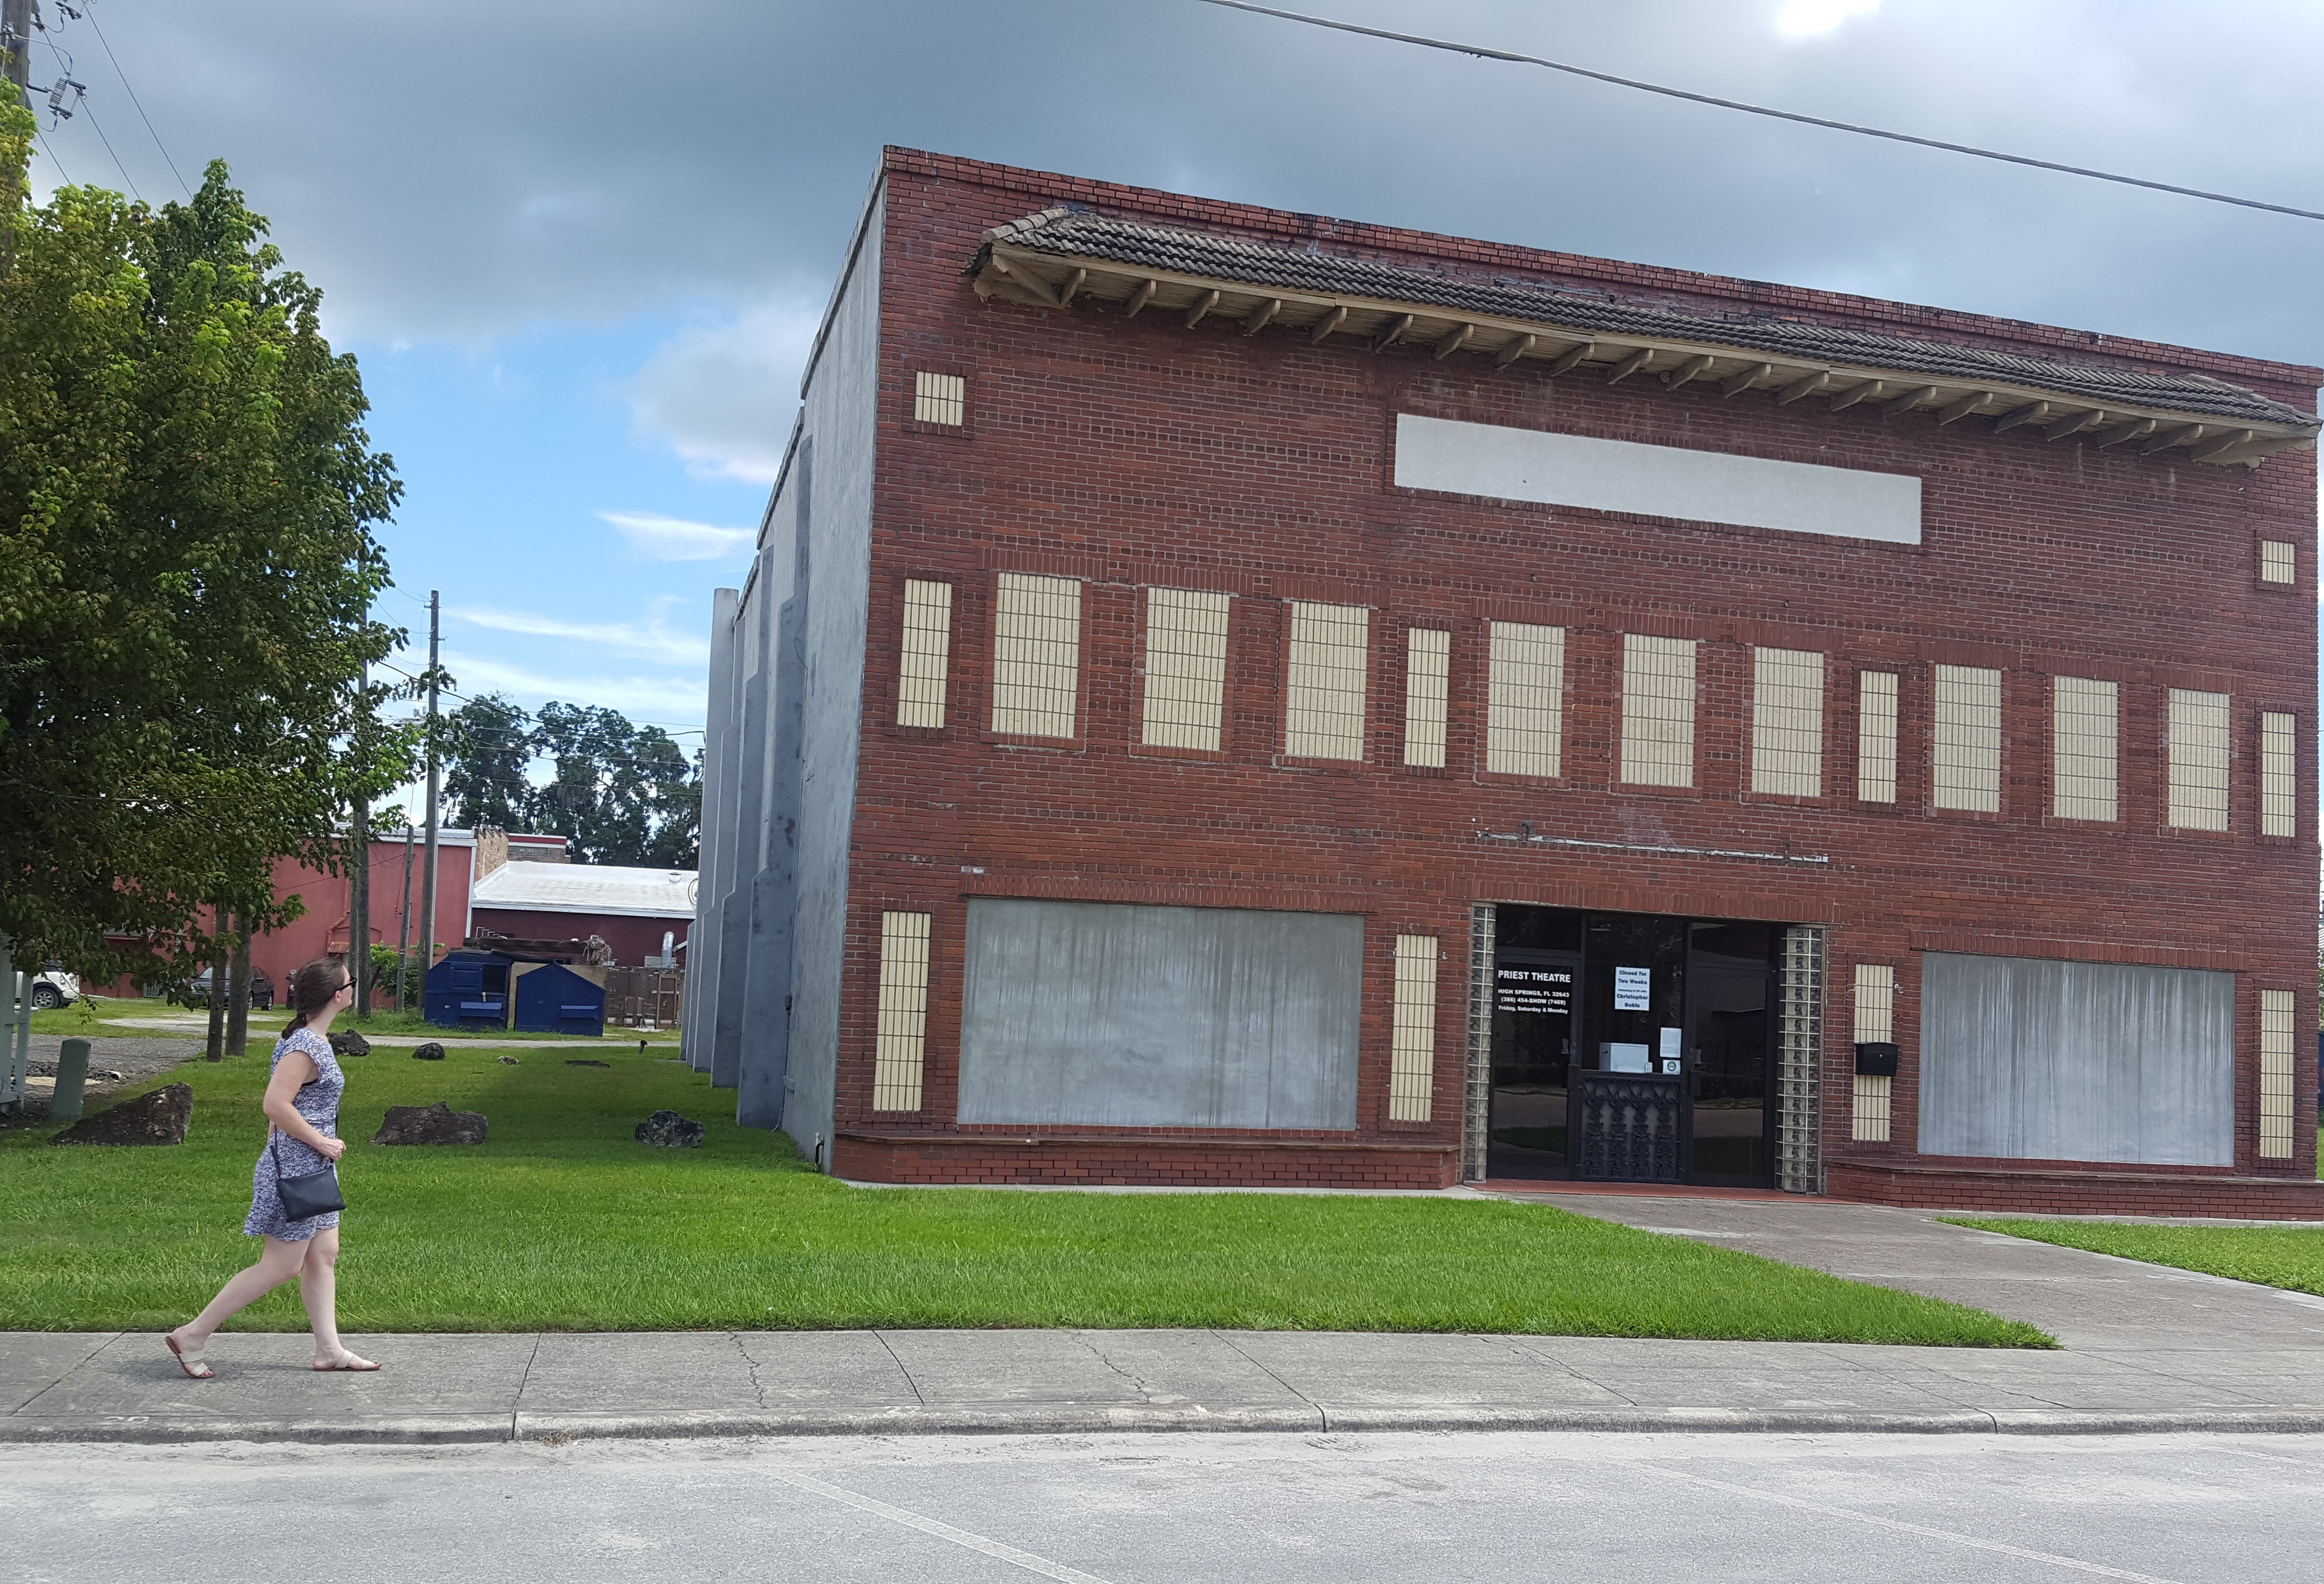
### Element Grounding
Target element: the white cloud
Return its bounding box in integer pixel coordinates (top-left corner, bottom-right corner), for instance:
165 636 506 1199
435 648 710 729
628 296 822 484
1774 0 1882 38
597 510 755 561
449 598 712 665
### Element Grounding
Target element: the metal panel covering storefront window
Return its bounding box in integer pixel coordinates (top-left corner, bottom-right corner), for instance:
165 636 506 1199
1918 952 2234 1166
957 898 1363 1129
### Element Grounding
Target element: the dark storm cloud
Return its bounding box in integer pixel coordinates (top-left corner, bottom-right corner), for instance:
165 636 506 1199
49 1 2324 362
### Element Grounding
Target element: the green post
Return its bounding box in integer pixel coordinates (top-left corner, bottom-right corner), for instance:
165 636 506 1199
52 1036 89 1122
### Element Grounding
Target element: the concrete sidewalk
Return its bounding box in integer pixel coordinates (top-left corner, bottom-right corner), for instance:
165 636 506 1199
9 1204 2323 1445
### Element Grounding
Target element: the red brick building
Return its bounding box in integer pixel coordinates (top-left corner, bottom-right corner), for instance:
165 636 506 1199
682 148 2322 1216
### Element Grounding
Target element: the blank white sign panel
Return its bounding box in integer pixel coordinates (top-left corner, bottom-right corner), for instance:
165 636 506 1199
1394 413 1922 545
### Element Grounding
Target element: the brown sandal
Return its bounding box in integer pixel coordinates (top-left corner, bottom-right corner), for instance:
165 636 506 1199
165 1332 215 1380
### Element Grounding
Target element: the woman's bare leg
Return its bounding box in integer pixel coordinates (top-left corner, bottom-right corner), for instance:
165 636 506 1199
299 1230 372 1369
173 1237 310 1350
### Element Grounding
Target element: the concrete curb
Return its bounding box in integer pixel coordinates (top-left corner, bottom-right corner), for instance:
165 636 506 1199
10 1405 2324 1446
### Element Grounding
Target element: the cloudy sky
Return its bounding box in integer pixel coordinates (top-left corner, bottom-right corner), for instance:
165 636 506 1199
20 0 2323 784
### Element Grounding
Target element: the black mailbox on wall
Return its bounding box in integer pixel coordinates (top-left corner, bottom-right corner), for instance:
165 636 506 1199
1854 1041 1901 1077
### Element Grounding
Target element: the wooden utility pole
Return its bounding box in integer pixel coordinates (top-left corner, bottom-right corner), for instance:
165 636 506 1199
417 592 443 994
2 0 32 108
393 823 415 1011
349 665 372 1016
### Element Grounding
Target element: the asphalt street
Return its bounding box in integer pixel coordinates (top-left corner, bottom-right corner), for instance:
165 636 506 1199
8 1430 2322 1584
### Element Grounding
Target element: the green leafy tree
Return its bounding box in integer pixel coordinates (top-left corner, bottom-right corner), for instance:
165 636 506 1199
443 693 534 832
0 99 410 982
526 702 698 867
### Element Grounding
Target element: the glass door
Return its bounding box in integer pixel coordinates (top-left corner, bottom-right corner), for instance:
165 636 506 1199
1685 922 1778 1185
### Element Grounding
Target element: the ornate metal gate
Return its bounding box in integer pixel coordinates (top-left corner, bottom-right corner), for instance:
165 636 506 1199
1572 1071 1688 1183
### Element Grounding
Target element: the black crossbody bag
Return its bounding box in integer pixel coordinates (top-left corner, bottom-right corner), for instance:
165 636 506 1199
270 1130 345 1220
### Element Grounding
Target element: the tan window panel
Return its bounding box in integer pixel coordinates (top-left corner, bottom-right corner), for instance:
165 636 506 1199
990 573 1081 738
1142 588 1231 751
897 579 953 728
1285 602 1369 760
1486 622 1564 778
1620 634 1696 787
1403 628 1450 769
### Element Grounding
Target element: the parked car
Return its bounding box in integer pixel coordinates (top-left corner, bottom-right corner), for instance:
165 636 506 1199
186 967 276 1010
26 968 81 1010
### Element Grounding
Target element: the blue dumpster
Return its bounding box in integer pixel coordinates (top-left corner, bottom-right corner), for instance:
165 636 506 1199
423 950 511 1030
512 961 605 1036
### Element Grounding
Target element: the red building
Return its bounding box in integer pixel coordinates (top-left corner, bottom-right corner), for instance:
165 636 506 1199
470 861 696 966
682 149 2321 1216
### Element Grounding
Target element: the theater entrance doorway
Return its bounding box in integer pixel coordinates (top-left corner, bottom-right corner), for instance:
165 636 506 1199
1487 906 1778 1187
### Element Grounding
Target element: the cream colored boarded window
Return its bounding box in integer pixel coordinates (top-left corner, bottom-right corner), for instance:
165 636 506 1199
1751 648 1823 797
913 371 965 426
1932 665 2002 812
871 912 931 1113
1285 602 1369 760
1487 622 1564 778
990 573 1080 737
1851 963 1895 1143
2051 676 2118 822
2167 689 2231 831
896 579 953 728
2260 988 2297 1159
2261 711 2298 837
1403 628 1450 768
2260 540 2296 585
1389 935 1439 1123
1857 670 1898 803
1620 634 1696 787
1141 588 1231 751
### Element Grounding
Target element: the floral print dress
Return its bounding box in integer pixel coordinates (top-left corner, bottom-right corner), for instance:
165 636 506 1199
243 1026 344 1241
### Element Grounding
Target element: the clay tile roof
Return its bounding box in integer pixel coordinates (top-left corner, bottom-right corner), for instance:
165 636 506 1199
977 208 2313 432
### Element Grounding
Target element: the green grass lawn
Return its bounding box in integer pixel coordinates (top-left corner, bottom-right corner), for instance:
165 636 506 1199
1951 1214 2324 1298
28 1004 676 1044
0 1051 2049 1345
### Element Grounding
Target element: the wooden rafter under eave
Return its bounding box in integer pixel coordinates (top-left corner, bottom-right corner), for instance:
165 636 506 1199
969 244 2319 467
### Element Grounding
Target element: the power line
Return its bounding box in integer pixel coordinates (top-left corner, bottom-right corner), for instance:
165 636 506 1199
79 0 188 197
74 94 137 200
1193 0 2324 225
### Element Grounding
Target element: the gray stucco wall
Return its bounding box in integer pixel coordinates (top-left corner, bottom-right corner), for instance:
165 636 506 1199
679 585 742 1073
1918 951 2236 1166
957 899 1364 1130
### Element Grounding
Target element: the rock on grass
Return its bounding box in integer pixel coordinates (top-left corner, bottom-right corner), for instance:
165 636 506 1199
49 1083 193 1146
635 1110 703 1148
372 1101 489 1146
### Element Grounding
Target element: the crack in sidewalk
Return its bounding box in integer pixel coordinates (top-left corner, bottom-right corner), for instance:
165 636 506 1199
730 1331 770 1409
507 1333 543 1441
874 1332 928 1406
1210 1331 1326 1429
12 1332 127 1417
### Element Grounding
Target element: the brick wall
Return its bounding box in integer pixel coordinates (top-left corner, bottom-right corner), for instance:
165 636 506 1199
826 148 2319 1191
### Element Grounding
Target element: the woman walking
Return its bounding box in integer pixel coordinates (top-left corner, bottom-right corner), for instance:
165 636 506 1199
166 957 379 1377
